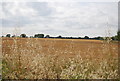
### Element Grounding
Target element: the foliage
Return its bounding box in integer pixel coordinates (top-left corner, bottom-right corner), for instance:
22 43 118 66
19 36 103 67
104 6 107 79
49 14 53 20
20 34 27 38
117 31 120 41
6 34 11 37
84 36 89 39
45 35 50 38
34 34 44 38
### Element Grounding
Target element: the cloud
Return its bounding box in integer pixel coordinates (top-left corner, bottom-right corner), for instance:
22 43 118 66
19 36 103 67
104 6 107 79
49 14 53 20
1 2 118 37
2 2 37 17
1 0 119 2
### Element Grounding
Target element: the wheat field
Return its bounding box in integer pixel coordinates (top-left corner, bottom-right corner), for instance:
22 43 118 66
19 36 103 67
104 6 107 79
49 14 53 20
2 37 118 79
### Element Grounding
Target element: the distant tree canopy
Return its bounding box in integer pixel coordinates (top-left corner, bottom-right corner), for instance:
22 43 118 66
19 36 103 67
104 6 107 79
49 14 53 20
45 35 50 38
111 31 120 41
2 31 120 41
117 31 120 41
78 37 82 39
30 36 33 38
93 36 104 40
111 36 118 41
84 36 89 39
34 34 44 38
57 35 62 38
12 35 16 37
6 34 11 37
20 34 27 38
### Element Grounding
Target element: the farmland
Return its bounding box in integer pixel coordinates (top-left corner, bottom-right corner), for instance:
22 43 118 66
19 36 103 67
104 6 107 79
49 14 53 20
2 37 118 79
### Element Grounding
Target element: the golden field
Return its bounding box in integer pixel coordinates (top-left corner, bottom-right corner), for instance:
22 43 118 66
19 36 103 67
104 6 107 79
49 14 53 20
2 37 118 79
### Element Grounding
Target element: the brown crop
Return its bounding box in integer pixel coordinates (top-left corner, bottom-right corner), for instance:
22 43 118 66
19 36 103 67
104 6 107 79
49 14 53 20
2 37 118 79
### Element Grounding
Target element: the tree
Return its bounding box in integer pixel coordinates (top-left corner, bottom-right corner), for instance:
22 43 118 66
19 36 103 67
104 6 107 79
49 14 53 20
12 35 16 37
34 34 44 38
111 36 118 41
117 31 120 41
30 36 33 38
57 35 62 38
6 34 11 37
94 36 103 40
112 31 120 41
20 34 27 38
84 36 89 39
37 34 44 38
78 37 82 39
34 34 38 38
45 35 50 38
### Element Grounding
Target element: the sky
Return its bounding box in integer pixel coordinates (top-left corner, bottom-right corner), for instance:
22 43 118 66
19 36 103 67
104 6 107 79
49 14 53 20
0 1 118 37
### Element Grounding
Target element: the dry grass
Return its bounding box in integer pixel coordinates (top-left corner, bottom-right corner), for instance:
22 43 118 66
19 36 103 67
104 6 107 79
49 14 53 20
2 37 118 79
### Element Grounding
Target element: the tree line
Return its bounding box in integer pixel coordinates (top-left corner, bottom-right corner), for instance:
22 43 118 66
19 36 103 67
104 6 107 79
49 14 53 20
2 31 120 41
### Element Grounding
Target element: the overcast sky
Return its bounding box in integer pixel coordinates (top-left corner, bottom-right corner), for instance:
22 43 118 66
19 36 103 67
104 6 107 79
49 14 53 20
1 2 118 37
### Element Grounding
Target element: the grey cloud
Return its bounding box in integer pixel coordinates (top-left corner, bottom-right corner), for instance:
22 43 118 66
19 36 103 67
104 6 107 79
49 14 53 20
2 2 55 27
27 2 53 16
2 2 118 37
2 16 32 27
